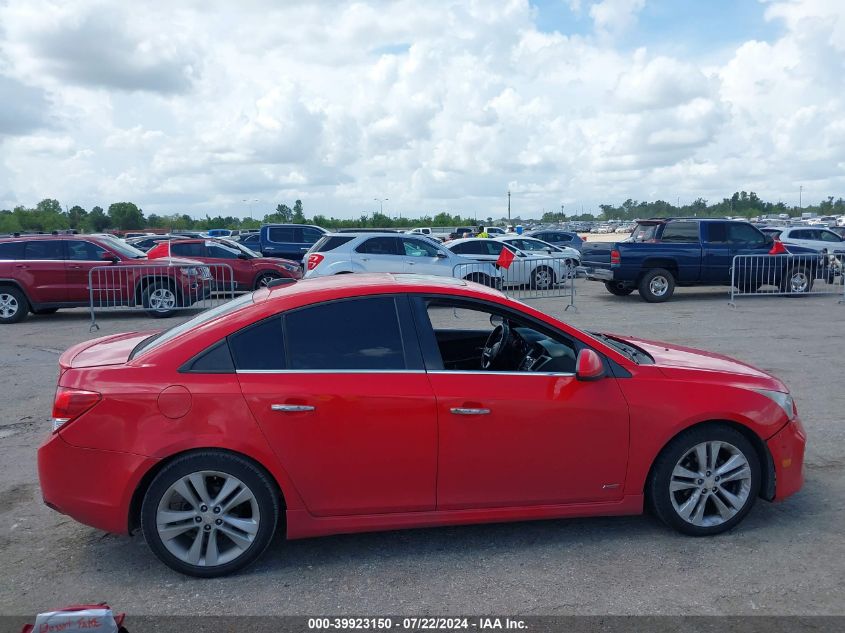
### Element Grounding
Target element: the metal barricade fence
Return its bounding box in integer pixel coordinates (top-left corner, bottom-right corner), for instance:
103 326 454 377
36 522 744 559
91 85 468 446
88 263 237 331
729 252 845 307
452 257 577 310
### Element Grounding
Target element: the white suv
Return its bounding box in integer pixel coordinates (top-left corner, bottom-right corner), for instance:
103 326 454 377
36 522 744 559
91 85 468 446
304 233 503 287
446 238 573 289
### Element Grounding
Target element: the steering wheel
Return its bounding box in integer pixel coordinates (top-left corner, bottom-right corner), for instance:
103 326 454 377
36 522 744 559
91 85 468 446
481 320 511 370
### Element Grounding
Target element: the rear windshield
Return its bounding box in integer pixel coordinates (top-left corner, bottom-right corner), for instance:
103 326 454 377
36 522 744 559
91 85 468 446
629 223 659 242
311 235 354 253
130 293 255 358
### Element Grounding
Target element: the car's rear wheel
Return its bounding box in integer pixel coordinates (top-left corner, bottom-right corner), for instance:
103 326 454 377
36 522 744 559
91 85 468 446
648 425 760 536
638 268 675 302
0 287 29 324
531 266 555 290
779 266 814 294
141 451 280 577
604 281 634 296
254 272 281 289
142 282 179 318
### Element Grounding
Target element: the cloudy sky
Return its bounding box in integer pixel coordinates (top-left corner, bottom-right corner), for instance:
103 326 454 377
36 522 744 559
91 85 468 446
0 0 843 220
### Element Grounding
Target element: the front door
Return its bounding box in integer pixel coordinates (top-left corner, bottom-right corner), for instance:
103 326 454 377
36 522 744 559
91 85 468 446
21 240 67 304
64 239 110 303
236 295 437 516
413 297 630 509
400 237 451 276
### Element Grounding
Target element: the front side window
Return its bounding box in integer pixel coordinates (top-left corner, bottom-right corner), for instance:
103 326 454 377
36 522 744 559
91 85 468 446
301 228 324 243
820 230 843 243
207 244 240 259
285 297 406 370
66 240 107 261
24 240 63 260
171 242 206 258
402 238 441 257
727 223 766 245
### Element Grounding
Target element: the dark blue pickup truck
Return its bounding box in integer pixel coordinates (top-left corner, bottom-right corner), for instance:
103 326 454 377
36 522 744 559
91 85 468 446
581 218 825 302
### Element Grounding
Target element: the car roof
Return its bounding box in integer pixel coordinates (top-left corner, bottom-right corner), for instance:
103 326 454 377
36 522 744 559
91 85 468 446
0 233 104 242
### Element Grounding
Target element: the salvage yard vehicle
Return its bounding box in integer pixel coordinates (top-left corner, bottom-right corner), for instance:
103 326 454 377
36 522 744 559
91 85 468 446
146 238 302 290
0 234 213 323
303 232 502 287
581 218 827 302
38 273 805 577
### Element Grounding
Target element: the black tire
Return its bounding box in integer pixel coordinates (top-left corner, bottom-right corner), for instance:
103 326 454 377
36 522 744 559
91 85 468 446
779 265 814 294
142 282 179 318
141 451 280 578
647 424 760 536
0 286 29 324
531 266 555 290
31 307 59 315
254 272 281 289
463 273 494 288
638 268 675 302
604 281 634 296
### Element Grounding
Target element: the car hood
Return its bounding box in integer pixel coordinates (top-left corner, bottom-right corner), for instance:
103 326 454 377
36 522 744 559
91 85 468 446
254 257 299 267
131 256 206 266
612 334 787 391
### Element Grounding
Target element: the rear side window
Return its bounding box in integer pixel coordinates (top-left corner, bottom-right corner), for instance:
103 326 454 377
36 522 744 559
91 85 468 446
285 297 406 370
0 242 24 259
268 227 298 243
229 317 286 370
450 241 484 255
355 237 399 255
660 222 699 243
727 223 766 245
312 236 354 253
24 240 63 260
182 340 235 373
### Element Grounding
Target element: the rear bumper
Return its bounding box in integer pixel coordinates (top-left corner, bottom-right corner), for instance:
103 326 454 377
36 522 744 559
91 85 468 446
767 416 806 501
38 432 157 534
584 267 614 282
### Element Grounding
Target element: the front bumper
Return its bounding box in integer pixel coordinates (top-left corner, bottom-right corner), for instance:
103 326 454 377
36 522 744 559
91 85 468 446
767 416 806 501
38 432 158 534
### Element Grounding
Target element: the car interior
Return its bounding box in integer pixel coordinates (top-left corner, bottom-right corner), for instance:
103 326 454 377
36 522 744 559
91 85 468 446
422 299 578 373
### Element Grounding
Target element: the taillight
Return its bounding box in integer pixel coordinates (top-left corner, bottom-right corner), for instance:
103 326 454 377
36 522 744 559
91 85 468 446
610 249 621 265
52 386 101 433
307 253 324 271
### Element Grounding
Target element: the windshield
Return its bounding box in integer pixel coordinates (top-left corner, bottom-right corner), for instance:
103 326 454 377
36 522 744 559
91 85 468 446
99 235 147 259
130 292 256 358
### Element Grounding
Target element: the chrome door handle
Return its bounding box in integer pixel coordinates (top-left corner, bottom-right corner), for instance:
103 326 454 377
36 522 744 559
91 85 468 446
271 404 315 412
450 407 490 415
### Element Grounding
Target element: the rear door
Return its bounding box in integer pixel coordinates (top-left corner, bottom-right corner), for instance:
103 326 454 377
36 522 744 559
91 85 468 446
352 236 403 272
236 295 437 516
700 222 735 283
656 221 702 282
21 240 67 304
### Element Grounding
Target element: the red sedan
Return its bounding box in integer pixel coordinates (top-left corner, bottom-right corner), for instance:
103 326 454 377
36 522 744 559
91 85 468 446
146 238 301 290
38 274 805 577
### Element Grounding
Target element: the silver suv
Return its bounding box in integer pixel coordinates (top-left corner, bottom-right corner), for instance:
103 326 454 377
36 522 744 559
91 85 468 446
303 233 502 288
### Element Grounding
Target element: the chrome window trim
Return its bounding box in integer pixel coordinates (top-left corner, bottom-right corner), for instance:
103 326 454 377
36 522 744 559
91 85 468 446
428 370 575 377
235 369 574 377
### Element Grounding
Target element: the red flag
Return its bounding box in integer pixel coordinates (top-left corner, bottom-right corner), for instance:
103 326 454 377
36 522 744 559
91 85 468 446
769 240 788 255
496 246 516 269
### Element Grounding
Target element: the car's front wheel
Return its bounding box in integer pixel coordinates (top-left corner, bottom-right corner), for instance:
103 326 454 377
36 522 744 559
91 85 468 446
142 282 179 318
141 451 280 577
254 272 281 289
0 286 29 324
648 424 760 536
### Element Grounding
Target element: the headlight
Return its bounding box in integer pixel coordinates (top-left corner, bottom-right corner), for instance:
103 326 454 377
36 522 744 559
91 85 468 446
278 262 300 272
183 267 199 275
755 389 795 420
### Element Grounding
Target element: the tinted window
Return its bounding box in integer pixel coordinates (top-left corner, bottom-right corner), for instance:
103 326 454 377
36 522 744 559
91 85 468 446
450 241 484 255
183 340 235 373
242 234 260 245
660 222 699 243
208 244 240 259
229 317 285 370
66 240 107 260
727 223 766 245
268 227 298 243
285 297 405 370
356 237 399 255
402 238 441 257
481 241 505 255
24 240 63 260
312 236 354 253
820 231 842 243
0 242 24 259
301 228 324 243
171 242 205 258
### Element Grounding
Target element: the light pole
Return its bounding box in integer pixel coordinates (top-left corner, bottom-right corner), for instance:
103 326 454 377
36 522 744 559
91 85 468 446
799 185 803 210
242 198 258 221
374 197 388 215
507 190 511 224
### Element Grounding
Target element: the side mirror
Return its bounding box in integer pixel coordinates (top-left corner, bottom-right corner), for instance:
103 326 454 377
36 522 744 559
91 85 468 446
544 247 552 254
238 253 248 259
436 251 448 258
576 349 605 381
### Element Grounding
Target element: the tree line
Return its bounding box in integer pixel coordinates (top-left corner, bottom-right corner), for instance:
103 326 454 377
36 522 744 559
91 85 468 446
2 192 844 235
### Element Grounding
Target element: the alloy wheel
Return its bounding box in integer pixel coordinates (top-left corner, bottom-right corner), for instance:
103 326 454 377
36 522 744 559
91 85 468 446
149 288 177 310
649 276 669 297
669 441 752 527
0 293 19 319
789 272 809 293
156 470 260 567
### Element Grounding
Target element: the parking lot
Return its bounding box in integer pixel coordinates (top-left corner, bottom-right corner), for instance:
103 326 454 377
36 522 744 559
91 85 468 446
1 281 843 617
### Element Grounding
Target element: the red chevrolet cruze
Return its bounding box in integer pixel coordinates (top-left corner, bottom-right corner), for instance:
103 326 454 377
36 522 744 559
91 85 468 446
38 274 805 577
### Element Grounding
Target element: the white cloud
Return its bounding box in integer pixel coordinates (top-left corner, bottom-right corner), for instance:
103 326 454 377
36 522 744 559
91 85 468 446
0 0 843 217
